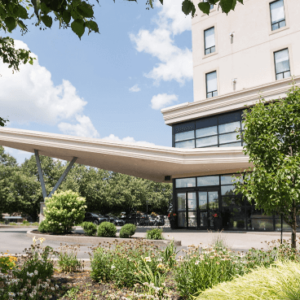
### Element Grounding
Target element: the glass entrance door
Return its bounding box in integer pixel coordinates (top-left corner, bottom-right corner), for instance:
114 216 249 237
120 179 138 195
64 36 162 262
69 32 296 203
198 190 219 229
177 192 197 228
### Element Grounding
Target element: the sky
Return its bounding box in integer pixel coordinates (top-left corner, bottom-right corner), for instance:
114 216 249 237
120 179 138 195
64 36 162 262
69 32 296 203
0 0 193 164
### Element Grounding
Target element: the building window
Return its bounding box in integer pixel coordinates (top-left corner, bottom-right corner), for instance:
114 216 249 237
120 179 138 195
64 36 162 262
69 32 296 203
206 71 218 98
270 0 286 31
204 27 216 55
274 48 290 80
173 110 245 149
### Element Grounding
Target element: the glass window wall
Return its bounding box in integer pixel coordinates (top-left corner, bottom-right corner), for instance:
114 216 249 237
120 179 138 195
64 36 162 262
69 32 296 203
173 110 245 149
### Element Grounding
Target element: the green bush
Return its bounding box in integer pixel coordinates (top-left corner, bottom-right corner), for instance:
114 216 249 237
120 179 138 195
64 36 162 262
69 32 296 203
199 261 300 300
82 222 97 236
97 222 117 237
57 245 83 273
146 228 163 240
119 224 136 238
43 190 86 234
38 220 49 233
22 220 30 225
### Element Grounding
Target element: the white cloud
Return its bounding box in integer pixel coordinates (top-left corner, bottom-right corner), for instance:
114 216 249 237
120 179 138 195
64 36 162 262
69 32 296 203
102 134 156 147
0 40 99 139
130 0 192 84
58 115 99 138
151 93 178 110
129 84 141 92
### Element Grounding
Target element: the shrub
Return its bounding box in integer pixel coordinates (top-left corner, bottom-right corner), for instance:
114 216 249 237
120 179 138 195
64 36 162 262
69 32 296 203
82 222 97 236
119 224 136 238
43 190 86 234
22 220 29 225
38 220 49 233
97 222 117 237
146 228 163 240
199 261 300 300
57 245 83 273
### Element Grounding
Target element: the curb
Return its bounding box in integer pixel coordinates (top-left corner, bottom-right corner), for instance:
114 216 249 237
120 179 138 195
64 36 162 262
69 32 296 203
26 230 181 246
0 225 38 229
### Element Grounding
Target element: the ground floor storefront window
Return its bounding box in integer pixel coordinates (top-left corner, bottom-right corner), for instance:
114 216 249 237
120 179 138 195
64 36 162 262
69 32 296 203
173 174 300 231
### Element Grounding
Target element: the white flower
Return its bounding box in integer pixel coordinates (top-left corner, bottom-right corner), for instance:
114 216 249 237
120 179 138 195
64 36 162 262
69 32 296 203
8 292 15 296
195 261 200 265
144 257 151 262
34 270 38 275
111 265 116 269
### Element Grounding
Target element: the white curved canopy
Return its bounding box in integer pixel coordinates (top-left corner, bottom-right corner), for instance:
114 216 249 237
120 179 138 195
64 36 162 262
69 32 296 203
0 128 250 182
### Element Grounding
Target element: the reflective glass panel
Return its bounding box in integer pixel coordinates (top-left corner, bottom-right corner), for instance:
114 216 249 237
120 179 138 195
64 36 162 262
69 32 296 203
204 27 215 50
275 49 290 74
198 192 207 210
219 142 242 147
177 193 186 211
199 212 208 227
221 206 246 229
175 130 195 142
188 192 197 210
196 126 218 138
178 212 187 227
222 196 244 207
196 136 218 147
206 71 217 93
197 176 219 186
218 121 241 134
221 175 243 185
270 0 285 24
176 178 196 188
221 185 235 196
188 212 197 227
219 132 241 144
208 191 219 209
175 140 195 149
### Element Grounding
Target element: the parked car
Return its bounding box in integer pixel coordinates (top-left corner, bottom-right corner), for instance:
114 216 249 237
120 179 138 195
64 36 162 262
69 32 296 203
83 212 108 225
105 216 125 226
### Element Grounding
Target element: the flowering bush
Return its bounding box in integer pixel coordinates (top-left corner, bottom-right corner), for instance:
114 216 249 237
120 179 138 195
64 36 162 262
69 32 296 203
0 254 17 273
0 237 58 300
43 190 86 234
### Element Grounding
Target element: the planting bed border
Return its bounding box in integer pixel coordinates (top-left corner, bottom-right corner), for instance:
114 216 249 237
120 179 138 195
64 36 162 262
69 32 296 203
26 230 181 246
0 225 38 229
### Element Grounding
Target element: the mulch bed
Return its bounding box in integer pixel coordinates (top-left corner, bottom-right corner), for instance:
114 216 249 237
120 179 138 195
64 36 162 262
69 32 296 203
51 270 180 300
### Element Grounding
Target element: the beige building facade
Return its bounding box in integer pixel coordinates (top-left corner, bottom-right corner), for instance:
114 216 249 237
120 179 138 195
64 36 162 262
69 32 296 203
161 0 300 231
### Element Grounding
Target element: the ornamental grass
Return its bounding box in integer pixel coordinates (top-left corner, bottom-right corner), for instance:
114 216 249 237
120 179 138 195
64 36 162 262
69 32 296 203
199 261 300 300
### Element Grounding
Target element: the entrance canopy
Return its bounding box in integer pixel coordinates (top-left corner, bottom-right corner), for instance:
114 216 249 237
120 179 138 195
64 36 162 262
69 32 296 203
0 128 250 182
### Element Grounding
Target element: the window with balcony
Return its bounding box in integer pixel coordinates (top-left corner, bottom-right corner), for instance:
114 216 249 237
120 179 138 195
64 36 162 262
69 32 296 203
204 27 215 55
274 48 290 80
206 71 218 98
270 0 286 31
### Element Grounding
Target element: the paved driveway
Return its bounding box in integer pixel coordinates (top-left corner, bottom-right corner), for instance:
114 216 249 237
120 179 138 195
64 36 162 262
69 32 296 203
0 227 294 258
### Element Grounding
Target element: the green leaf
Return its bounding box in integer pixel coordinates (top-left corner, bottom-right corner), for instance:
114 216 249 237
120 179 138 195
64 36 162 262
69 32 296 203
62 10 71 24
17 5 29 19
198 2 210 15
182 0 196 16
41 15 53 27
4 17 17 32
159 0 163 4
219 0 235 13
77 2 94 18
40 3 51 14
17 20 26 30
71 19 85 39
85 20 99 33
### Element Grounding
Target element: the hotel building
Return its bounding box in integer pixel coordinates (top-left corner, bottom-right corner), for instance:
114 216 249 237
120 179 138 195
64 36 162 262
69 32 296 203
161 0 300 230
0 0 300 230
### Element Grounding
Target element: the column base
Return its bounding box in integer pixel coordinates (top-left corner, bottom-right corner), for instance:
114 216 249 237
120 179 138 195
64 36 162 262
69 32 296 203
39 202 46 223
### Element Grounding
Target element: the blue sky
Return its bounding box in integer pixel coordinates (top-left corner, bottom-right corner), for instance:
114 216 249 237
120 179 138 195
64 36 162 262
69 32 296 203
1 0 193 163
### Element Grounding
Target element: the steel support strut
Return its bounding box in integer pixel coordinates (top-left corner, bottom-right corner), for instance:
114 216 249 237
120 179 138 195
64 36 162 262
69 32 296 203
34 149 77 199
34 150 47 200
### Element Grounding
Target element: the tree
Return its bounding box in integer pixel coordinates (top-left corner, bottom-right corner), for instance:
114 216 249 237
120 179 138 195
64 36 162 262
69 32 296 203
235 85 300 249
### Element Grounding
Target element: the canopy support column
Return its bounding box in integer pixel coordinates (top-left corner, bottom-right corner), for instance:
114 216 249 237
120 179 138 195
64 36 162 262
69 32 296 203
34 149 77 222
